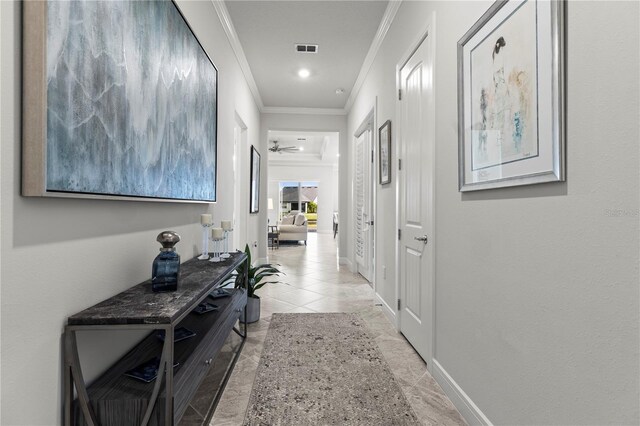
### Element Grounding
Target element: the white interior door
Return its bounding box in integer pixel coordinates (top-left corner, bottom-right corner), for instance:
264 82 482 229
355 130 373 282
398 31 435 362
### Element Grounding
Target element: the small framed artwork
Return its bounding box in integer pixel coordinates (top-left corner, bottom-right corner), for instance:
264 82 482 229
250 146 261 213
379 120 392 185
457 0 565 192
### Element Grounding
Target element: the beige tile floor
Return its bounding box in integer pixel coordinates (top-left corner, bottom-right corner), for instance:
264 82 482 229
210 233 466 426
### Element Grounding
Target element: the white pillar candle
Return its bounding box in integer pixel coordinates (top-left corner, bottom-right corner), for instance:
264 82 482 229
221 220 232 231
200 214 212 225
211 227 224 240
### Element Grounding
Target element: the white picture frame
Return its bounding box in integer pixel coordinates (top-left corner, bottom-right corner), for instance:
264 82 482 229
379 120 391 185
458 0 565 192
250 146 260 213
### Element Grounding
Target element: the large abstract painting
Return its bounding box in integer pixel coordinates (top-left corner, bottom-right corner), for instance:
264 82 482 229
458 0 565 192
23 1 217 202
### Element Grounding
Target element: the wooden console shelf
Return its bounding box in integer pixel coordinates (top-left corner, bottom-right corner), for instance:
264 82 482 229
64 252 249 426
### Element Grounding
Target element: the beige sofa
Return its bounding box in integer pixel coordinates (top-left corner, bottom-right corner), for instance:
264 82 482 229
278 212 308 245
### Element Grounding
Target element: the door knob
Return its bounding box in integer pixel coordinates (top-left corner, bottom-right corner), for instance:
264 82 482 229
414 235 428 243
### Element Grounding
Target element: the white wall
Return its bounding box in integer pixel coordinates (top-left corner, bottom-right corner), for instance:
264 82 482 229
347 1 639 424
267 180 280 225
260 112 348 258
0 1 260 424
268 164 339 234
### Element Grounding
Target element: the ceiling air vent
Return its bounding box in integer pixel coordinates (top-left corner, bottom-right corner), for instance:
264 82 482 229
295 44 318 53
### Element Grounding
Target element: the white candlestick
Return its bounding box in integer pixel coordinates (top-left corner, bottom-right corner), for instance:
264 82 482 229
198 223 211 260
211 227 224 240
200 214 212 225
221 229 231 259
221 220 232 231
209 230 223 263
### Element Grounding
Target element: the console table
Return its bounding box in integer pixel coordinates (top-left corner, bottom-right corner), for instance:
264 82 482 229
64 252 249 426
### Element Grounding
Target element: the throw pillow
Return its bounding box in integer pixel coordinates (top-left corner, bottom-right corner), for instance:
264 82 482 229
281 215 294 225
294 214 307 226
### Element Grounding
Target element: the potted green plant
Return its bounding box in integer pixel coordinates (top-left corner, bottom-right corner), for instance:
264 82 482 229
235 244 283 323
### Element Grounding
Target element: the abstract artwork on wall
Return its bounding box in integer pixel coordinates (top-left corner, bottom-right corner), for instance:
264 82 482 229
22 1 217 202
458 0 565 192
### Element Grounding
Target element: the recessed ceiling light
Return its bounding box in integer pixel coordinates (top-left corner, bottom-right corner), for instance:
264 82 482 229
336 153 340 157
299 147 304 151
298 69 310 78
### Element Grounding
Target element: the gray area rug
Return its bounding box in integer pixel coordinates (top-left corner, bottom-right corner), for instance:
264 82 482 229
244 313 420 425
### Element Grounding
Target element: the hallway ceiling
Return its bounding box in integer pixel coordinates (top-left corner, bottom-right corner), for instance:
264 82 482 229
225 1 388 109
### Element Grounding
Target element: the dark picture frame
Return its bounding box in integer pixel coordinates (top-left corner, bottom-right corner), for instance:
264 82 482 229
457 0 565 191
250 146 261 213
378 120 392 185
22 1 218 203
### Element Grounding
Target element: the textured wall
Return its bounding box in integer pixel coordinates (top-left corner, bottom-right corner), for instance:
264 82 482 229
0 1 260 424
347 1 639 424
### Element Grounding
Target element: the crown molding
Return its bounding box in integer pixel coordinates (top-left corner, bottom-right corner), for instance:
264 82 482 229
344 0 402 112
211 0 264 110
262 106 347 116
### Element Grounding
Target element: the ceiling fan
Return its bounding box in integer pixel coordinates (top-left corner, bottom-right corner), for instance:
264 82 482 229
269 140 300 154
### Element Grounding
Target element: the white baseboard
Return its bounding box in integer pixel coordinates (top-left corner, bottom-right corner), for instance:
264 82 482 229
432 359 492 426
375 293 397 328
338 257 354 272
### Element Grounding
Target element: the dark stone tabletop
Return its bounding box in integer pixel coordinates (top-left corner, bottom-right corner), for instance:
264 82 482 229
67 252 247 326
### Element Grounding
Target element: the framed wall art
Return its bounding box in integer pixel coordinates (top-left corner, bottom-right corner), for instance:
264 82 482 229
379 120 391 185
250 146 261 214
457 0 565 192
22 1 218 202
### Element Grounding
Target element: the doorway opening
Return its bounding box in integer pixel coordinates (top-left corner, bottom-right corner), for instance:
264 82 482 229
266 130 340 247
233 113 248 250
279 181 319 231
354 112 375 285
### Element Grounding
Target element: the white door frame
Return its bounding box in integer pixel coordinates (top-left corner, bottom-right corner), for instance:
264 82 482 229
354 109 376 285
234 112 248 250
394 13 436 368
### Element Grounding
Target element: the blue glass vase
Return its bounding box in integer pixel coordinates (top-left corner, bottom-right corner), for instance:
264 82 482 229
152 231 181 292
